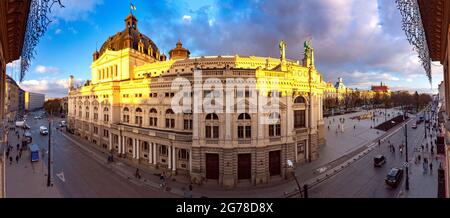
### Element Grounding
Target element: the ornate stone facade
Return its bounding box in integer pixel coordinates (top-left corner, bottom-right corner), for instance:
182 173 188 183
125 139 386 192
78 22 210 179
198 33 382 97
68 14 328 188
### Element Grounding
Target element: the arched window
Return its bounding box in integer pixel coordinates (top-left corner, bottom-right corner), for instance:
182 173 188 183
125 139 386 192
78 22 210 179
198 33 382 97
206 113 219 120
238 113 251 120
205 113 219 139
269 112 281 137
237 113 251 140
166 109 174 114
165 109 175 128
294 96 306 104
149 108 158 127
123 107 130 123
85 106 90 119
103 107 109 122
93 107 99 121
183 113 193 130
135 107 143 125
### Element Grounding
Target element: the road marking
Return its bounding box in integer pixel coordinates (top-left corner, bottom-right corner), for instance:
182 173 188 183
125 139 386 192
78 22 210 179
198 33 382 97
56 171 66 182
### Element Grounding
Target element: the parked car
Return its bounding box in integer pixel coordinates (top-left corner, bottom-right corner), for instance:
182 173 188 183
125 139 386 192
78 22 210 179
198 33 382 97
385 167 403 188
374 155 386 167
39 126 49 135
412 123 417 129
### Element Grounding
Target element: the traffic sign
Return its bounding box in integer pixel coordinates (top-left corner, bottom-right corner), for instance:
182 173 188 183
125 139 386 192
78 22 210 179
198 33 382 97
403 162 409 167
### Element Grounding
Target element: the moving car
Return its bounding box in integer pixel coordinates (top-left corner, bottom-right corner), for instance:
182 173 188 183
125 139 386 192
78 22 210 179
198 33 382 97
374 155 386 167
412 123 417 129
39 126 49 135
29 144 39 162
385 167 403 188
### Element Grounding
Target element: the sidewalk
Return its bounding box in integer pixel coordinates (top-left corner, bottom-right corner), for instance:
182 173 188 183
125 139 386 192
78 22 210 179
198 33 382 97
397 126 439 198
5 129 61 198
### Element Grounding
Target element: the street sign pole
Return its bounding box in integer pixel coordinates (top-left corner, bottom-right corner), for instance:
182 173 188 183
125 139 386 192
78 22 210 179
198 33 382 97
47 119 51 187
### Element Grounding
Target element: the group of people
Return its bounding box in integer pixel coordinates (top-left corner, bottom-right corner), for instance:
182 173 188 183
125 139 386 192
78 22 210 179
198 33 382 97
5 130 24 165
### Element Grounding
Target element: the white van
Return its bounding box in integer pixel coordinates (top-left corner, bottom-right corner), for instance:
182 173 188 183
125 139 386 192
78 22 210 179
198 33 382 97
40 126 49 135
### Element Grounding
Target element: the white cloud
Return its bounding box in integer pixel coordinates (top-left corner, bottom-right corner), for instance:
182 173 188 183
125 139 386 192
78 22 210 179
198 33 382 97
55 28 62 34
35 65 60 74
182 15 192 23
19 78 84 98
51 0 103 22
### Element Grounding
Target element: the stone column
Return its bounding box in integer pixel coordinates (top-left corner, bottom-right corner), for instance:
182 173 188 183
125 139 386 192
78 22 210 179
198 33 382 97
136 139 140 160
172 147 176 171
168 145 172 169
118 135 122 154
148 142 152 164
109 134 113 151
153 143 157 165
189 148 192 174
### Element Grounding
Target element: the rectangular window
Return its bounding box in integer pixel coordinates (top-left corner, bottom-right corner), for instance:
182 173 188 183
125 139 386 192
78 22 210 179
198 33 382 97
269 124 281 137
245 126 251 138
294 110 306 128
206 126 211 138
165 93 170 97
94 113 98 120
184 119 192 130
104 114 109 122
213 126 219 138
179 149 188 160
135 116 142 125
94 127 98 134
149 117 157 127
165 118 175 128
85 112 89 118
238 126 244 138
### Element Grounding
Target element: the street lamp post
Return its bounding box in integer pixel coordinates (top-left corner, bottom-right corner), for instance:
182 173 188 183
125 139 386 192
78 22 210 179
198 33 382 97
404 109 409 191
287 160 304 198
47 119 51 187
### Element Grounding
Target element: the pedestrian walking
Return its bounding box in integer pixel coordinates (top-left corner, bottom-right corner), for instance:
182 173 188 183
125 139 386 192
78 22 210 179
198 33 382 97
9 156 12 165
393 146 395 153
430 162 433 173
135 168 141 179
160 172 166 187
16 143 19 150
15 155 19 163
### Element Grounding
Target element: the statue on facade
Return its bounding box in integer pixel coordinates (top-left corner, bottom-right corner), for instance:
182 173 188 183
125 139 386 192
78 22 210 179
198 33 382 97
279 40 286 61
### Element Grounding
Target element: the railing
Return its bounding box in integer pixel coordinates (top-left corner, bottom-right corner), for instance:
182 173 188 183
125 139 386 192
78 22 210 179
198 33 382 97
238 139 251 144
295 128 308 134
206 139 219 144
269 137 281 142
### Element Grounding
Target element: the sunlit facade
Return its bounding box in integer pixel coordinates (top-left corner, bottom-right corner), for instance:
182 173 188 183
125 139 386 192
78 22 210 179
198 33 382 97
68 14 329 188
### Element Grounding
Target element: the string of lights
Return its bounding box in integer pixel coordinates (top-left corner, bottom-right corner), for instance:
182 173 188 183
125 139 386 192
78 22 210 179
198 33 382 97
19 0 64 82
395 0 431 84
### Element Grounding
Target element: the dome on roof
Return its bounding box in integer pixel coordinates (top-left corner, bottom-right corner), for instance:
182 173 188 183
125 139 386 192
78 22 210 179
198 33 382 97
169 40 190 60
94 13 159 61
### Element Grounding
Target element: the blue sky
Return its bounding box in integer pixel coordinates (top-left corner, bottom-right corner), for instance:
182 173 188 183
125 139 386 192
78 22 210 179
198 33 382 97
6 0 443 98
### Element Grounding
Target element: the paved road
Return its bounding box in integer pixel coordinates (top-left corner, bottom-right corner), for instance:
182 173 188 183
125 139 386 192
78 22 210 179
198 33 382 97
20 111 176 198
309 113 438 198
